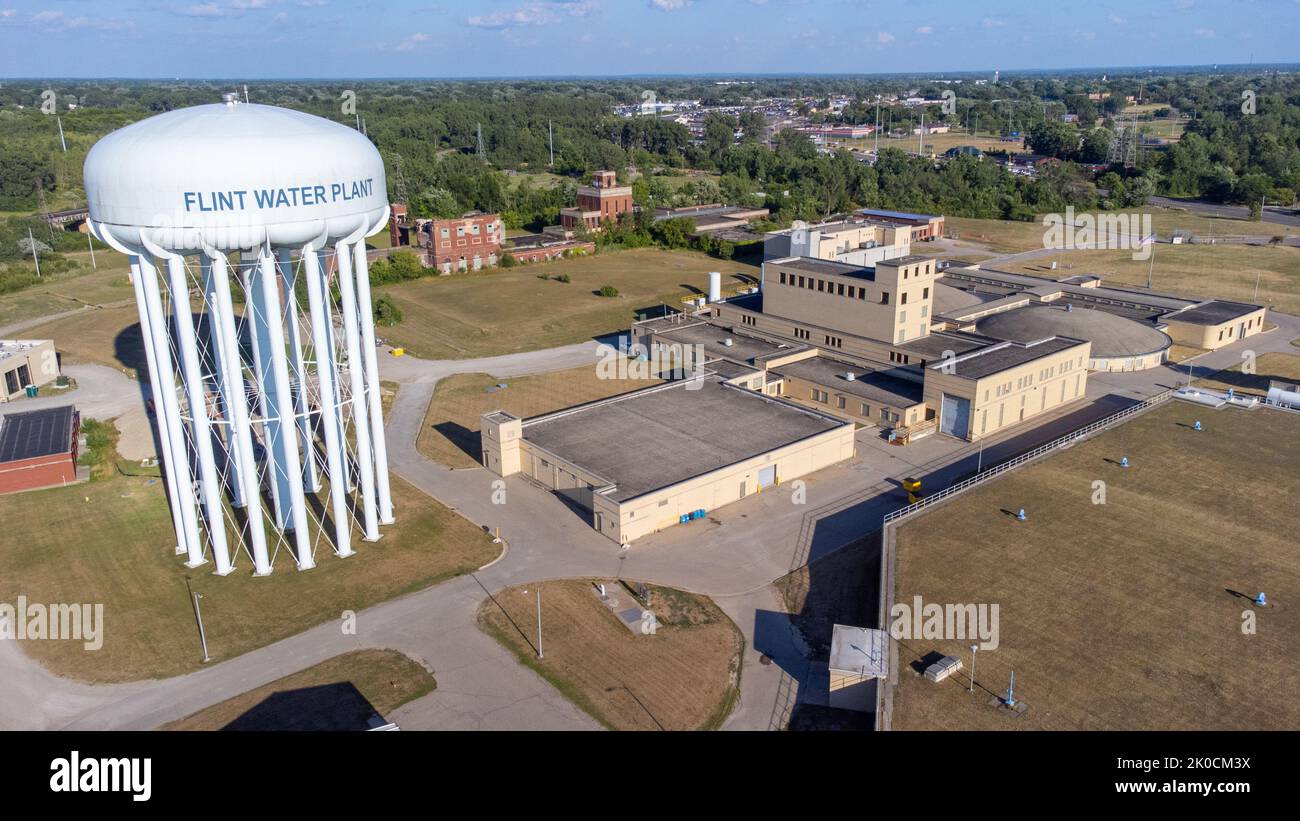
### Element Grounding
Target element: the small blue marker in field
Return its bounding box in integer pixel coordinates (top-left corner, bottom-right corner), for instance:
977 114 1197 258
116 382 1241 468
1193 420 1202 431
1256 592 1267 607
1119 456 1130 468
1016 508 1026 521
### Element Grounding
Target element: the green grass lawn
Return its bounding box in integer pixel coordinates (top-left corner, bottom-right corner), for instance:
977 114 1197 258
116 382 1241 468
162 648 435 730
376 247 759 359
892 401 1300 730
0 438 498 683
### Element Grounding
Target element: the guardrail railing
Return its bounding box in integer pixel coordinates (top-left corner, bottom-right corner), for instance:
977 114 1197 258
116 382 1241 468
882 389 1174 526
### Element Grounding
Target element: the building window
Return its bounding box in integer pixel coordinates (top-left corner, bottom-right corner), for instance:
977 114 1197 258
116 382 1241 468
921 305 929 318
780 272 787 285
837 396 846 410
899 311 907 324
861 403 870 416
858 289 867 301
901 292 909 305
798 275 805 288
837 283 845 296
880 292 889 305
817 280 825 292
848 286 856 299
923 287 930 299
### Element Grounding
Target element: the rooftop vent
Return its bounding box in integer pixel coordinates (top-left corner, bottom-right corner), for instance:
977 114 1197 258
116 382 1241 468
845 372 856 381
723 338 733 347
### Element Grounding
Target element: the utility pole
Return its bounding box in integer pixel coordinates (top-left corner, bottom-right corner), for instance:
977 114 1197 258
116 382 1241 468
970 645 978 693
87 231 96 269
918 110 924 155
536 588 544 659
27 228 41 278
56 116 67 153
191 590 210 663
874 96 880 156
243 84 249 104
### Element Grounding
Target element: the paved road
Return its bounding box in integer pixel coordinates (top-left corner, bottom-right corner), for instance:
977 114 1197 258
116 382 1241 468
1148 196 1300 231
4 310 1297 731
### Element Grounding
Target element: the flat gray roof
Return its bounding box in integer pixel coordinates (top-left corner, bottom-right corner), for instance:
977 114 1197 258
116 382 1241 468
897 331 992 359
1166 300 1263 325
649 322 804 365
773 356 924 408
522 378 846 503
770 257 875 281
936 336 1086 380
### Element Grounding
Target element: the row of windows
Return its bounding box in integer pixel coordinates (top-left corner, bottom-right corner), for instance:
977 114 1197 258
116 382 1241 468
794 328 811 340
779 271 885 304
741 315 757 326
824 335 842 348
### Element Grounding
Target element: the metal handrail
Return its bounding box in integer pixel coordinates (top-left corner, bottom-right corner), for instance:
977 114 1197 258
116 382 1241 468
882 389 1173 525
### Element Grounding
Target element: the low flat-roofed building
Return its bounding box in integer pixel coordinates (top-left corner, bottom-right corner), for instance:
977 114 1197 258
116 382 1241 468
0 404 80 493
923 336 1092 440
481 377 855 543
773 354 927 429
856 208 945 241
828 624 888 712
1160 300 1268 350
1 339 60 402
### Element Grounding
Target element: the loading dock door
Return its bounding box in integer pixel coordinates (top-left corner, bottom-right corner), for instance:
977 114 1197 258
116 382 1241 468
940 393 971 438
758 465 777 490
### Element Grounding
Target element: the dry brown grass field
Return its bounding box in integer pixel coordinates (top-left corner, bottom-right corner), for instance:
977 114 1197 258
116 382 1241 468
376 247 759 359
0 446 498 682
478 579 744 730
1001 243 1300 315
0 266 136 328
161 649 435 730
891 401 1300 730
417 365 661 469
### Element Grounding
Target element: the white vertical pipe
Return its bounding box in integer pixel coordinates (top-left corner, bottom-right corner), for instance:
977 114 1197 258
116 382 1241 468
240 251 283 523
137 254 205 568
302 244 354 557
199 255 244 508
206 250 271 576
163 253 234 576
255 247 315 570
335 240 379 541
351 239 394 523
128 256 186 556
278 248 321 492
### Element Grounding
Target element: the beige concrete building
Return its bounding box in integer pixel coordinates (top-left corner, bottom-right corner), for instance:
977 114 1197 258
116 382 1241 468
482 377 856 544
1 340 60 402
1159 301 1268 350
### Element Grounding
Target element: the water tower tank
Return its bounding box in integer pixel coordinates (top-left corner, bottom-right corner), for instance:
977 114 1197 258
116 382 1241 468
85 98 393 579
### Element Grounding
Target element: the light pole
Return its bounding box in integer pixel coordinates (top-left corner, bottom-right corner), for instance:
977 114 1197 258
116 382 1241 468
192 591 210 663
970 644 978 693
536 587 543 659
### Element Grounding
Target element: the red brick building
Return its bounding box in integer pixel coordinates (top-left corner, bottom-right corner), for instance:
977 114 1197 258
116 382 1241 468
0 405 80 494
423 212 504 274
561 171 634 232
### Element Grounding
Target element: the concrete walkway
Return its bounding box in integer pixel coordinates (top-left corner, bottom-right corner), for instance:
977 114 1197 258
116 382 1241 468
4 310 1297 731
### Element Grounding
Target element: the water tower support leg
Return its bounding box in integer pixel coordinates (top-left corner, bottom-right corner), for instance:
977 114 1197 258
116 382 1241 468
278 248 321 493
208 252 271 576
128 257 187 557
256 248 315 569
351 240 394 523
335 241 379 541
164 254 233 576
137 255 205 568
199 255 244 508
302 245 354 557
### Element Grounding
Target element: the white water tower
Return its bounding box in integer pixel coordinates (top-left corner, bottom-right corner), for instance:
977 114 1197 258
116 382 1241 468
84 97 393 576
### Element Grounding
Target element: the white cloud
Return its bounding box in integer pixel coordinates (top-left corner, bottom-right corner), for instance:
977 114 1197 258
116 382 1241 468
397 31 431 51
915 25 933 35
1108 14 1126 24
982 17 1004 28
650 0 692 10
297 0 328 6
876 31 894 44
1193 27 1214 37
468 1 594 28
231 0 266 8
180 3 224 16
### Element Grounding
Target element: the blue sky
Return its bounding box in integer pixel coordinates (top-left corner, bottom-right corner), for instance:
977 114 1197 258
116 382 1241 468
0 0 1296 78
